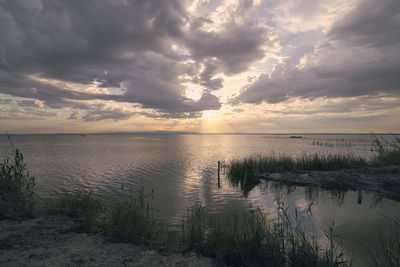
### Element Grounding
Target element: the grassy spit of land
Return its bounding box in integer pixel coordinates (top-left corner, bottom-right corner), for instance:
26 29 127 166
227 135 400 198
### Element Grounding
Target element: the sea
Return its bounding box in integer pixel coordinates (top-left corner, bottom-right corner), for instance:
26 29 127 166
1 133 399 266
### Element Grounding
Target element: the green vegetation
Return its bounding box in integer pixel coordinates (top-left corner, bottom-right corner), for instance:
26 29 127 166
372 134 400 164
49 188 165 247
51 192 350 267
181 204 350 267
0 141 35 219
228 153 368 187
181 205 285 266
102 188 165 248
48 192 103 231
371 218 400 267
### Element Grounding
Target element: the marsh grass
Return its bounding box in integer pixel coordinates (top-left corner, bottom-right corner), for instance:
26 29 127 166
228 153 368 187
181 204 350 267
48 187 166 248
371 218 400 267
48 188 349 266
0 137 35 219
372 134 400 164
47 192 103 231
102 188 166 248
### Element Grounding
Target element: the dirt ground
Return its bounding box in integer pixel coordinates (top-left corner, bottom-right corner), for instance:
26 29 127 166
0 216 219 267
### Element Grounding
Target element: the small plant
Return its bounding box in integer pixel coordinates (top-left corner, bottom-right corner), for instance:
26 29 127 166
103 187 165 248
181 205 207 251
48 192 103 232
0 137 35 219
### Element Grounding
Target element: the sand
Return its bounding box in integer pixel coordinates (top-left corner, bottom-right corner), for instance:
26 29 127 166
0 215 220 267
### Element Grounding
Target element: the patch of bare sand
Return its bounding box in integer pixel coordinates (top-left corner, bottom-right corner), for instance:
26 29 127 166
0 216 220 267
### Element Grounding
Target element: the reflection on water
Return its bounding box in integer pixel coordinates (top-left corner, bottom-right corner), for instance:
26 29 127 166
247 181 400 267
0 134 399 266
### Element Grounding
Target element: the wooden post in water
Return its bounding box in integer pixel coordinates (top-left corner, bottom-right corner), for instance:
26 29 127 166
357 190 362 204
218 161 221 187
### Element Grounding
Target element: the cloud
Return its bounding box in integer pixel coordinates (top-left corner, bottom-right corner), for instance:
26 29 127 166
0 0 223 117
234 0 400 105
185 20 279 75
328 0 400 48
270 0 356 33
0 0 281 120
81 107 133 122
68 110 80 120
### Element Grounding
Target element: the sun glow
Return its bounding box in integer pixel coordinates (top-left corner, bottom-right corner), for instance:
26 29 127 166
202 110 220 121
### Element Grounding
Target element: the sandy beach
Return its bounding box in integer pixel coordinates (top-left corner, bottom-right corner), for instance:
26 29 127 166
0 216 220 267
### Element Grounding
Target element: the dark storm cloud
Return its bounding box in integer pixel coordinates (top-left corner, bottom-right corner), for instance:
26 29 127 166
234 0 400 105
0 0 218 116
185 20 278 75
0 0 278 118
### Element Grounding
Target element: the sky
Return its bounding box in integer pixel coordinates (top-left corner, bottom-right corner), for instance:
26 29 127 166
0 0 399 133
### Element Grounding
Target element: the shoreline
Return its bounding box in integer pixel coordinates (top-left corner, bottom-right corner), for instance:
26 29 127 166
256 164 400 200
0 215 219 267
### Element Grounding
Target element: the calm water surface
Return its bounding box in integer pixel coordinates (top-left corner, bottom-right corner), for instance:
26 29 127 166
0 134 399 266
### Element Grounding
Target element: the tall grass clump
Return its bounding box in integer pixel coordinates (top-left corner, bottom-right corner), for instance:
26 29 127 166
47 192 103 231
0 139 35 219
371 218 400 267
372 134 400 164
181 205 350 267
103 188 165 248
181 205 285 266
228 153 368 183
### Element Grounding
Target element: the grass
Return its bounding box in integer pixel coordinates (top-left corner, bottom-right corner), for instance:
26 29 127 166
181 205 350 267
47 189 350 267
181 205 285 266
228 153 368 187
371 218 400 267
48 187 167 248
102 188 166 248
0 138 35 219
47 192 103 231
228 134 400 194
372 134 400 164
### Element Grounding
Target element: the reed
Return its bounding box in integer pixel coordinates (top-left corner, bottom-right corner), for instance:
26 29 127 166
0 139 35 219
372 134 400 164
371 218 400 267
228 153 368 187
181 205 350 267
48 192 103 232
102 188 166 248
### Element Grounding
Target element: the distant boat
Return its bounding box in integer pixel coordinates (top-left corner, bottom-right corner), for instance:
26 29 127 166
289 136 302 139
80 134 87 137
